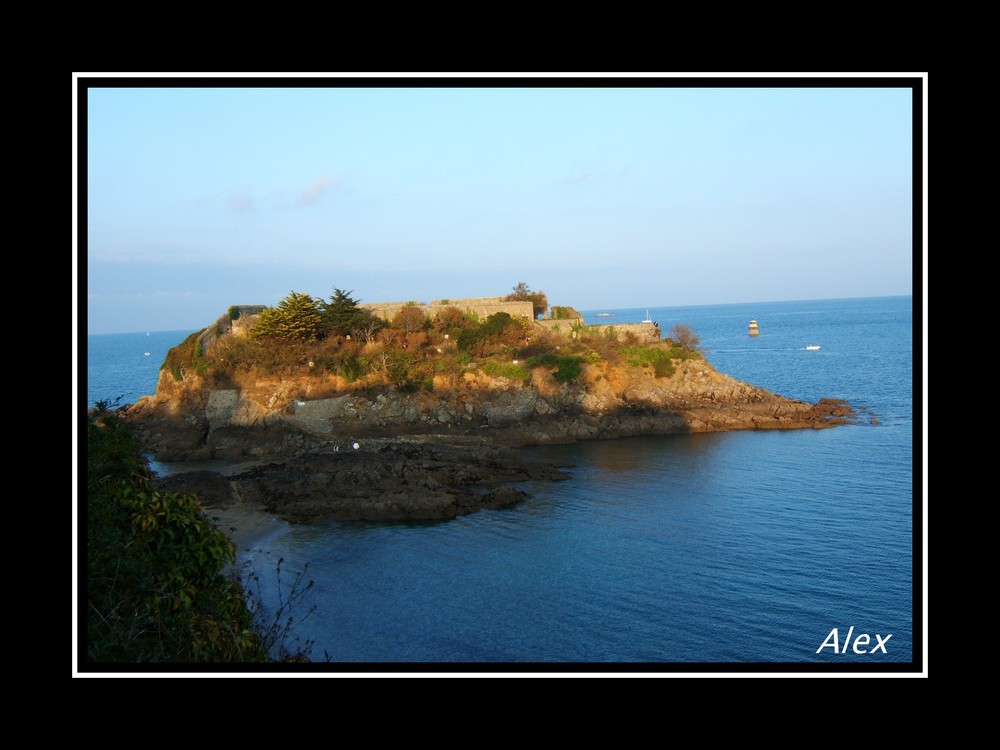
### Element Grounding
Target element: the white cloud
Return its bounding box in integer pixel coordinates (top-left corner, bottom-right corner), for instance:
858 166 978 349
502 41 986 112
297 173 337 205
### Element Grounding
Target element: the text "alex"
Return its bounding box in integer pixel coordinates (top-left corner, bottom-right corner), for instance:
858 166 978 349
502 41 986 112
816 626 892 654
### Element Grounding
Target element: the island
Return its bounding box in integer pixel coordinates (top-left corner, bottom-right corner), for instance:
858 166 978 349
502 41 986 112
124 287 855 523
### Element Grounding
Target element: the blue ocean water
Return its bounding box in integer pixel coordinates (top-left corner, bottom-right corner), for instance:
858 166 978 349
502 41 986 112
84 296 919 667
86 329 197 409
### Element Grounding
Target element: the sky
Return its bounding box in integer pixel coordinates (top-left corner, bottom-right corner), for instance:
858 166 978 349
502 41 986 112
79 75 920 334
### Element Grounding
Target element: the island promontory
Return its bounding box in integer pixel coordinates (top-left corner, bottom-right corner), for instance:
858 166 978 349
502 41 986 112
124 287 855 522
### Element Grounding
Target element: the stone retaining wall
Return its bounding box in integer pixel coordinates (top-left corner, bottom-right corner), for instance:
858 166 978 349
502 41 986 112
362 298 535 323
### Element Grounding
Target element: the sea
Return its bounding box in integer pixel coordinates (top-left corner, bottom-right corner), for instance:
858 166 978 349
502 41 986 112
83 295 921 670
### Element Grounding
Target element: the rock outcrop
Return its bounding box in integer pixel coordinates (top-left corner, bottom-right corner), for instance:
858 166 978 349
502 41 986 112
129 357 855 460
126 346 857 523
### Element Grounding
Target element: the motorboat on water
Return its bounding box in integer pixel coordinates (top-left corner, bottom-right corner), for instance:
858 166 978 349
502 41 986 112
805 345 821 351
748 320 760 337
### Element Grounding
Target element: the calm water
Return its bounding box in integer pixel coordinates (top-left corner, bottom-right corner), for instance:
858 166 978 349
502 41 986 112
84 296 919 668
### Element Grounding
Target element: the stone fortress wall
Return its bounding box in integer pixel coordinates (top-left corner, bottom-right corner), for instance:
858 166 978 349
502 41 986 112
361 297 534 323
198 305 267 351
536 318 661 342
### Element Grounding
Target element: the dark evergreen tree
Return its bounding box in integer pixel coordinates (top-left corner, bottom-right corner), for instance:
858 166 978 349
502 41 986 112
321 288 384 338
253 291 323 341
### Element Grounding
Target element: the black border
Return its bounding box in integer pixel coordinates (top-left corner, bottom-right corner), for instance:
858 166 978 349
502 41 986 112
75 74 925 676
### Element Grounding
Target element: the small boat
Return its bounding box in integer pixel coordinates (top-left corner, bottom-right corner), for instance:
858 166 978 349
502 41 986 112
748 320 760 337
805 344 821 351
144 351 151 356
595 312 615 318
641 309 653 324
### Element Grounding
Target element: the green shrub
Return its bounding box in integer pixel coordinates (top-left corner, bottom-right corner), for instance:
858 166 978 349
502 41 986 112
162 330 204 381
228 306 241 321
551 306 578 320
666 344 702 361
339 355 367 382
482 360 529 382
552 356 581 383
622 345 679 378
527 353 583 383
526 352 560 369
87 411 267 662
653 358 675 378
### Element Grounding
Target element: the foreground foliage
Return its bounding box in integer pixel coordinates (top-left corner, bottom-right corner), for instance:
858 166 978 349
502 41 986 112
86 404 268 663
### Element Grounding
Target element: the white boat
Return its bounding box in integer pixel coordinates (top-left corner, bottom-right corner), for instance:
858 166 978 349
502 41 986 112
805 345 821 351
641 310 653 324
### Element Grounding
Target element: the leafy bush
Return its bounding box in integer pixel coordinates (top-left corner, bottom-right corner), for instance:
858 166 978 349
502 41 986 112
457 312 523 356
653 358 675 378
552 305 583 320
432 306 475 338
622 345 677 378
162 330 205 381
87 411 267 662
339 354 367 382
527 353 583 383
228 306 241 321
391 304 429 335
505 282 548 319
552 356 582 383
385 350 433 392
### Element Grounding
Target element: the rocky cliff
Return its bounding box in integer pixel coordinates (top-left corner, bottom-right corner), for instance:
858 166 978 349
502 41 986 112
125 338 855 522
129 355 853 461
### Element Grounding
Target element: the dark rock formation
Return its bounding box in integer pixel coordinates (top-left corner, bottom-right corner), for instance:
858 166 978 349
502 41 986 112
131 347 863 525
154 437 570 523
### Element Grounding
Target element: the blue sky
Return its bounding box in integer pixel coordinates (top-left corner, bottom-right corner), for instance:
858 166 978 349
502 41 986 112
80 76 919 334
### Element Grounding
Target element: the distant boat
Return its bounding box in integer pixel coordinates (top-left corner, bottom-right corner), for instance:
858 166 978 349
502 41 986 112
641 310 653 324
805 345 821 351
144 351 151 356
595 312 615 318
748 320 760 337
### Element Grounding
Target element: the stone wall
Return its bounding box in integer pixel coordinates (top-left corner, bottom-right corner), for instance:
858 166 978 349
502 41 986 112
199 305 266 353
362 297 535 323
533 319 581 335
590 322 662 342
532 320 660 341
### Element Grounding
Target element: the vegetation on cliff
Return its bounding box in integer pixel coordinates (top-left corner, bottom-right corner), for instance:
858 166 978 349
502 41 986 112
160 287 701 399
86 402 274 663
505 281 548 319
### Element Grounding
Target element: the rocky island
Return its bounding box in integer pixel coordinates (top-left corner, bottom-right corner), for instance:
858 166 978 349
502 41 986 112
125 288 855 523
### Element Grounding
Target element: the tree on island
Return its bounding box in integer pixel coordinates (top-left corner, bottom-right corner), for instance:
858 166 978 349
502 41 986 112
505 282 548 319
670 323 701 350
391 304 430 335
321 288 383 338
253 291 324 341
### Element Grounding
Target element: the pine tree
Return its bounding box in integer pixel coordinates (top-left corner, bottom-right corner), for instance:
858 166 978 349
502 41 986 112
321 288 383 338
253 291 323 340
